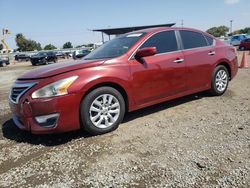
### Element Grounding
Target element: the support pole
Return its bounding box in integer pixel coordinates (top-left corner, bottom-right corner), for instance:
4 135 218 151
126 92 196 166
101 32 104 43
230 20 233 34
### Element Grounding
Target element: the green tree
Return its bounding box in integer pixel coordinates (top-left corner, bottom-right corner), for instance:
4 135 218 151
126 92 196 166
240 27 250 34
228 27 250 36
63 42 73 49
229 30 241 36
16 33 26 51
206 26 229 37
0 43 3 51
44 44 57 50
15 33 42 51
37 43 42 51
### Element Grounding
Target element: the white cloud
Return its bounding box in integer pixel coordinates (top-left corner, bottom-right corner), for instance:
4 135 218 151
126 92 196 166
224 0 240 5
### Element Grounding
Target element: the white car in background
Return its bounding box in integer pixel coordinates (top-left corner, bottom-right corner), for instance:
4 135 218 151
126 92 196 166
218 36 231 45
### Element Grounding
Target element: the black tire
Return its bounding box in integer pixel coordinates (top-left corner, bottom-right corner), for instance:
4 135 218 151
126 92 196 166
42 58 47 65
239 46 245 51
210 65 229 96
80 87 125 135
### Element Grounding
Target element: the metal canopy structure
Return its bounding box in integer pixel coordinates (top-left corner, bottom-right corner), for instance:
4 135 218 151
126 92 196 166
93 23 176 42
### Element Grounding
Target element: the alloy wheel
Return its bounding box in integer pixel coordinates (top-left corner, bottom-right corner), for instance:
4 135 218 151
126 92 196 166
215 70 228 92
89 94 120 129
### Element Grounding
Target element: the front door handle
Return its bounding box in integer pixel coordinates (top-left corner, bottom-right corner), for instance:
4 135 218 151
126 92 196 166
173 58 184 63
208 51 216 56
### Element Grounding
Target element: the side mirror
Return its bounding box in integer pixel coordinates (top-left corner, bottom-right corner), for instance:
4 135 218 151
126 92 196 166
135 47 157 59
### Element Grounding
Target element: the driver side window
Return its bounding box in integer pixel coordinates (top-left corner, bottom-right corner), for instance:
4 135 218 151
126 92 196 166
140 30 178 54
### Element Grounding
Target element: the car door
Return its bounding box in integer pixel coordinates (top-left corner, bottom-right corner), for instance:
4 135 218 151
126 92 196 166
246 39 250 49
129 30 186 105
178 30 215 91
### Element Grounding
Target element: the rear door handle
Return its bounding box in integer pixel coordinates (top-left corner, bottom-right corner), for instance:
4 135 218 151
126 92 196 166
208 51 216 56
173 58 184 63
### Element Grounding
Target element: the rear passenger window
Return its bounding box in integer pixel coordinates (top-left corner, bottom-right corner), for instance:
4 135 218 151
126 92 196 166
140 30 178 54
180 30 208 49
204 35 214 46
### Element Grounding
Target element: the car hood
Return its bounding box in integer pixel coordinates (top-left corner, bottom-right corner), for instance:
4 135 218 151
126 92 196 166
18 59 105 80
31 55 45 58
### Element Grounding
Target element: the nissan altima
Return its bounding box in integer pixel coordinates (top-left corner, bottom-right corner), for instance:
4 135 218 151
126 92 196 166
9 27 238 135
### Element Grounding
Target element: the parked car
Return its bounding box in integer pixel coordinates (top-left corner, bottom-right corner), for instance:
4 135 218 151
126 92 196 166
239 38 250 50
73 49 91 59
30 51 57 66
63 51 73 58
14 53 30 62
0 56 10 67
9 27 238 135
55 51 66 59
230 34 248 46
218 36 230 45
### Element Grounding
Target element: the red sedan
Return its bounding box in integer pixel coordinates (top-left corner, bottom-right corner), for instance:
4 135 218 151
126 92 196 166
239 38 250 50
9 27 238 135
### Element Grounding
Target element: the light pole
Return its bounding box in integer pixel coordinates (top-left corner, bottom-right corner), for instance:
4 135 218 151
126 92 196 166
230 20 233 34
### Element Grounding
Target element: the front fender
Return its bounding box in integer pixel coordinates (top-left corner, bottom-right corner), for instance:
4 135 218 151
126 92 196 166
70 64 136 111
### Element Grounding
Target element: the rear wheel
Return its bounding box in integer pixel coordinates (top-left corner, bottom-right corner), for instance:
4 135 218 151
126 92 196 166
80 87 125 135
210 65 229 96
239 46 245 51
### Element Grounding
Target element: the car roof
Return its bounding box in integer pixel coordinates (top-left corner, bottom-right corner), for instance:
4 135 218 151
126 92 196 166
233 34 246 36
128 27 209 36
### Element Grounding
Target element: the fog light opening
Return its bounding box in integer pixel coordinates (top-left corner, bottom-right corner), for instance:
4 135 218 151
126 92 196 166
35 113 60 128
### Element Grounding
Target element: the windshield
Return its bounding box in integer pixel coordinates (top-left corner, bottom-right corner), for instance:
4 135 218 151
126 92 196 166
80 49 90 53
84 33 145 60
37 52 47 56
47 52 54 55
242 35 247 39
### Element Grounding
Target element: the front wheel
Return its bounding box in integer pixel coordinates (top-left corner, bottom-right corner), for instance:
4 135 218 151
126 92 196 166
43 58 48 65
210 65 229 96
80 87 125 135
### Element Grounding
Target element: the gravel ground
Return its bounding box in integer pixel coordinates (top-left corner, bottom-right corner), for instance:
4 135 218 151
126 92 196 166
0 56 249 188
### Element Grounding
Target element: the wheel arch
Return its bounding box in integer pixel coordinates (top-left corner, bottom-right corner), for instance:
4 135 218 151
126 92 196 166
215 60 232 80
80 81 129 113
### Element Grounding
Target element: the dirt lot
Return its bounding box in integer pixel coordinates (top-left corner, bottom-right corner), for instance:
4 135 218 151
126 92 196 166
0 55 249 187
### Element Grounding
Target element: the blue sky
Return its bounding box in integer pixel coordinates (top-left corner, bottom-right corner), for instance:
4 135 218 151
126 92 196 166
0 0 250 49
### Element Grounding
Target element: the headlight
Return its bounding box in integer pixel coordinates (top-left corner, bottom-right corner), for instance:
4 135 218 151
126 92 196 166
31 76 78 99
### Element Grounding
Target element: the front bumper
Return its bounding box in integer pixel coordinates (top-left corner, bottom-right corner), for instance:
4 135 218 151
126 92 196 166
31 58 45 64
9 93 82 134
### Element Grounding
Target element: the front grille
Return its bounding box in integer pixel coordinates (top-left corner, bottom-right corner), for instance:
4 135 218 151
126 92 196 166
31 58 43 64
10 83 36 104
11 87 29 102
